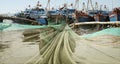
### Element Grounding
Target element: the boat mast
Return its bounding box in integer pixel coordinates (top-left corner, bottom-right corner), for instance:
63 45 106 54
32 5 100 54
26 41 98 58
104 5 109 11
95 2 98 11
74 0 79 11
82 2 87 13
46 0 50 11
37 1 40 8
28 5 31 9
87 0 94 12
100 5 103 11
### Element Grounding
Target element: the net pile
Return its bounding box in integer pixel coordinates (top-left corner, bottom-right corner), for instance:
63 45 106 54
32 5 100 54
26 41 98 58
1 23 120 64
24 25 80 64
23 26 120 64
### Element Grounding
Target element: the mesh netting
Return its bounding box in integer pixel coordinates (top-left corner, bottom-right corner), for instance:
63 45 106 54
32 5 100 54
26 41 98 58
23 25 120 64
0 23 63 32
23 25 80 64
82 28 120 38
1 23 120 64
0 23 12 30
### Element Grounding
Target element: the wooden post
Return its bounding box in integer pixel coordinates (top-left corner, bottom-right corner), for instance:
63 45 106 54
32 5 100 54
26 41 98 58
96 15 100 30
55 15 59 24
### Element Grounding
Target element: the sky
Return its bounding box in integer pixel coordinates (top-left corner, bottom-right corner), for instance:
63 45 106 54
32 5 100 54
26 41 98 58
0 0 120 14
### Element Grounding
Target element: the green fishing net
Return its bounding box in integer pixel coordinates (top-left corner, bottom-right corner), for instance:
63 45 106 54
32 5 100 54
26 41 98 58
82 28 120 38
0 23 61 31
23 25 120 64
0 23 11 30
1 22 120 64
23 25 80 64
0 22 80 64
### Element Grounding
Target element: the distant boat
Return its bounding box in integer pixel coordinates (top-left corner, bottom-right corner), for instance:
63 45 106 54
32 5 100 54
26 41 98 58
76 11 95 22
61 8 76 23
94 13 110 22
15 2 48 25
86 10 110 22
46 8 76 24
109 8 120 21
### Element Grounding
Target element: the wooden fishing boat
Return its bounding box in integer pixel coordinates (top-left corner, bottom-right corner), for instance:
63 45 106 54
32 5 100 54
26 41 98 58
15 1 48 25
75 11 95 22
94 13 110 22
109 8 120 21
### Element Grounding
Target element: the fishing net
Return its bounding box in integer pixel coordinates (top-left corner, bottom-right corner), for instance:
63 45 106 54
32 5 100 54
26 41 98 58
82 28 120 38
25 26 120 64
0 23 61 31
1 22 120 64
74 35 120 64
0 23 12 30
22 25 120 64
23 25 80 64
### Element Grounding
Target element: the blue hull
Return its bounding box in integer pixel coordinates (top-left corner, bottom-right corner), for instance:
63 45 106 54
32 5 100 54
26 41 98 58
118 14 120 21
109 14 120 21
37 18 48 25
78 16 94 22
94 15 110 22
